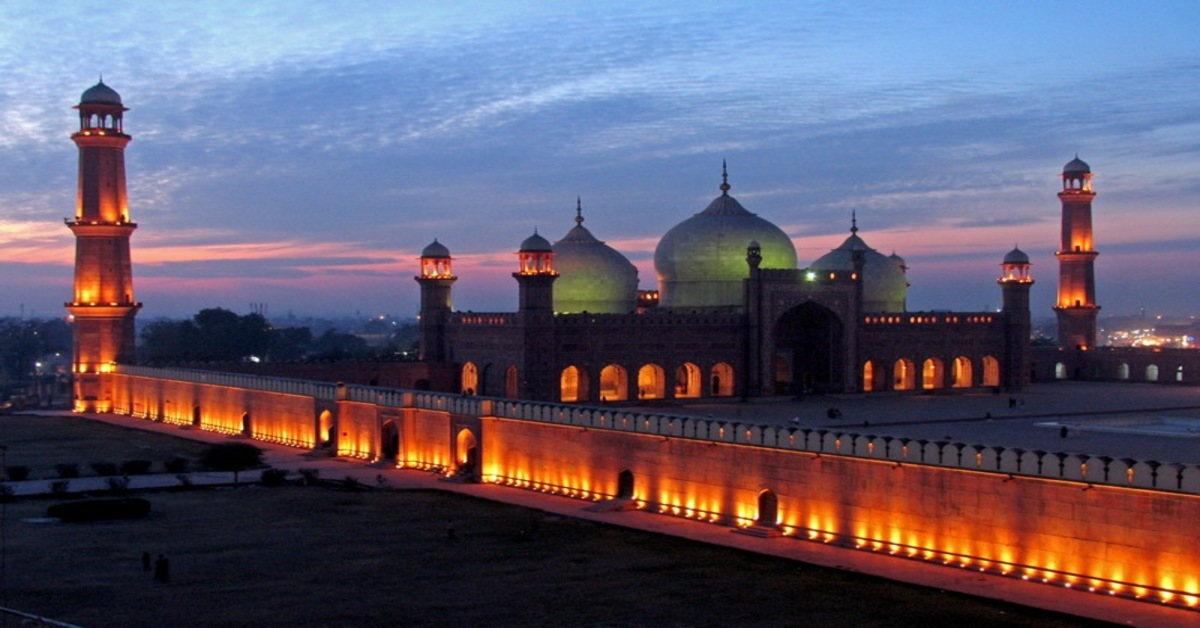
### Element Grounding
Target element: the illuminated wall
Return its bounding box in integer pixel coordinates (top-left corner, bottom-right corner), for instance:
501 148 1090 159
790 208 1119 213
102 367 1200 609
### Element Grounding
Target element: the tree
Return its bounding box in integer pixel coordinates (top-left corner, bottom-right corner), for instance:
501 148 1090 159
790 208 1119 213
199 442 264 484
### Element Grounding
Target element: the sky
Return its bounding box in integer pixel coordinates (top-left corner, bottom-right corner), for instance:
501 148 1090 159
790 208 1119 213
1 1 1198 321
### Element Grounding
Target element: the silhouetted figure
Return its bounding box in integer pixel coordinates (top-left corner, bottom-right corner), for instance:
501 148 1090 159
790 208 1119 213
1060 426 1068 438
154 554 170 582
142 551 151 572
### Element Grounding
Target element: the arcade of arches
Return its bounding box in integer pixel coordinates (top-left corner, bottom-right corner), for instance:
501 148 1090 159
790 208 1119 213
465 353 1002 402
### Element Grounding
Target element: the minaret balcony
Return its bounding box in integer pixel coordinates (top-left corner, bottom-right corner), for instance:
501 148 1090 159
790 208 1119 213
66 302 143 318
65 219 138 237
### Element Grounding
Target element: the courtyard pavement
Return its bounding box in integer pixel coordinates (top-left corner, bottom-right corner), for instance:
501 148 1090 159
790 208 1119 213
11 380 1200 626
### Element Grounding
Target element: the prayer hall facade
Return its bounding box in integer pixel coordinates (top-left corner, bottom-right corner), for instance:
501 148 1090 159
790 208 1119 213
416 170 1036 403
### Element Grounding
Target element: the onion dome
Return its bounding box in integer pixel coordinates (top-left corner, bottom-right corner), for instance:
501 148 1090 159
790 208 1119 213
654 164 797 308
519 230 553 252
810 215 907 313
80 80 122 105
1003 246 1030 265
552 199 638 313
421 239 451 258
1063 155 1090 174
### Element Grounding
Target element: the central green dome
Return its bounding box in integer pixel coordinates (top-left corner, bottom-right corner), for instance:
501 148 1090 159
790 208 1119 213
654 171 796 308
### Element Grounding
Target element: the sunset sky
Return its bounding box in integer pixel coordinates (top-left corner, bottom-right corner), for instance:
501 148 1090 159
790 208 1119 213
1 1 1197 321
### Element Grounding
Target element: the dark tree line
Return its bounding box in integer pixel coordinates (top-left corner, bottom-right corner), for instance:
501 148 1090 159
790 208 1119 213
0 317 72 391
139 308 412 364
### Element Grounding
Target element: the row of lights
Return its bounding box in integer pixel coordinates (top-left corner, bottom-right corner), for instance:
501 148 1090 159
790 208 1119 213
482 474 1198 612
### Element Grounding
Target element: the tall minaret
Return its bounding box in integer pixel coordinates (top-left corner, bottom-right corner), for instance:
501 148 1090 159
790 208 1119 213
999 247 1034 390
414 239 456 362
65 80 141 412
1053 156 1100 349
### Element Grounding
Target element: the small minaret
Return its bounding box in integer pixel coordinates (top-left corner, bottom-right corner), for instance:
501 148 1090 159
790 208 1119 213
65 80 141 413
514 231 558 312
414 239 456 362
1053 156 1100 348
998 247 1034 389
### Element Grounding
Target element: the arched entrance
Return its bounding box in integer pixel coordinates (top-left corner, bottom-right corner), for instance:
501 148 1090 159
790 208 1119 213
674 362 701 398
637 364 665 399
756 489 779 527
192 405 201 427
600 364 628 402
710 362 734 397
318 410 334 447
560 365 589 402
380 420 400 462
773 303 844 394
893 358 916 390
862 360 885 392
616 469 635 499
455 428 478 481
951 356 972 388
461 362 478 395
922 358 944 389
241 412 252 437
505 365 519 398
982 356 1000 386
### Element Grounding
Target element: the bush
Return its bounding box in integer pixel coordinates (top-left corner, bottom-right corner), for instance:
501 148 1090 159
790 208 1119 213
341 476 361 491
49 480 71 495
55 463 80 479
199 442 264 484
90 462 118 476
260 468 290 486
4 465 30 481
0 484 14 502
297 468 320 486
48 497 150 522
163 457 189 474
120 460 152 475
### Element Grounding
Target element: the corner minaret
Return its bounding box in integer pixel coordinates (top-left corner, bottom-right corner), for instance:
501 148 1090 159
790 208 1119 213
415 239 457 362
514 230 558 312
1053 156 1100 349
66 80 141 412
999 247 1034 390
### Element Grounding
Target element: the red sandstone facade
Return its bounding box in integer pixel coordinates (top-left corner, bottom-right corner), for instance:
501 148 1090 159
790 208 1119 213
66 81 141 412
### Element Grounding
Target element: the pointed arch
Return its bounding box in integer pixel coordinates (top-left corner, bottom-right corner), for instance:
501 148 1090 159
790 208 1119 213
380 420 400 462
1055 362 1068 380
893 358 916 390
600 364 628 402
981 356 1000 387
772 302 844 394
637 364 666 400
862 360 885 392
461 362 478 395
504 364 519 398
922 358 944 389
616 469 635 499
455 428 478 481
560 365 588 403
1145 364 1159 382
1117 363 1130 380
674 362 702 398
756 489 779 526
710 362 734 397
951 356 973 388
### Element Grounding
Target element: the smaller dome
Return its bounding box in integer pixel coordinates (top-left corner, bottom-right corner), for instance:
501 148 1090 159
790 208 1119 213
1003 247 1030 264
1063 155 1090 174
519 231 552 252
421 239 450 258
81 80 122 105
888 251 906 266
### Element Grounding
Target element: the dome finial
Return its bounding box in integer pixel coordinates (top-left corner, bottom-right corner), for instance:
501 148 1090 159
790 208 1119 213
850 210 859 235
575 197 584 225
720 160 731 195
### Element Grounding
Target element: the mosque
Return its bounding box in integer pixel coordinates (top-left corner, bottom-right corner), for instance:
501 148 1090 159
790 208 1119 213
416 168 1035 403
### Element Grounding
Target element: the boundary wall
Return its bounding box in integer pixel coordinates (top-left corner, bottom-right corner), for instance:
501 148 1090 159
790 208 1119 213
108 366 1200 610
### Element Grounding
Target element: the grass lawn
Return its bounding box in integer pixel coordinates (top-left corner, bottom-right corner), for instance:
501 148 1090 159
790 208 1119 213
0 415 1102 627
